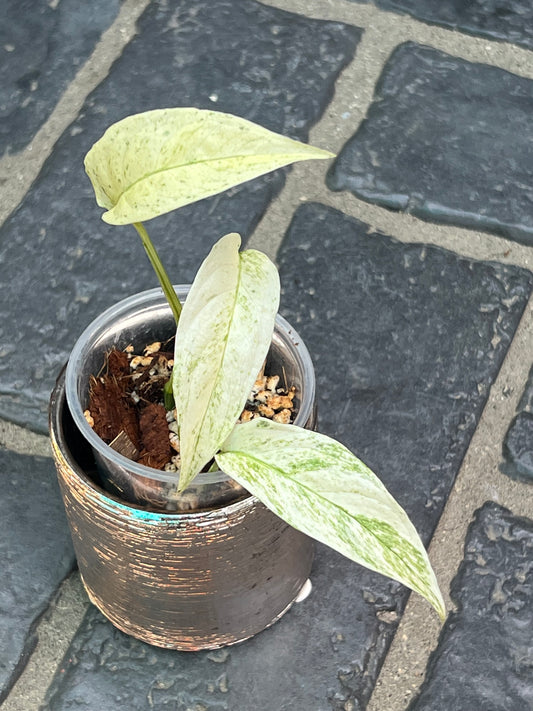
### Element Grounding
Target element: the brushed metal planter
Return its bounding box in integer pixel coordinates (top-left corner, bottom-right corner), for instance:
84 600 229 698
49 288 317 649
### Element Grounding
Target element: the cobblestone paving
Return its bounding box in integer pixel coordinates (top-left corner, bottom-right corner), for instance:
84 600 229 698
1 1 533 710
0 450 74 702
409 503 533 711
278 204 531 542
502 364 533 482
0 0 123 157
363 0 533 51
0 0 359 433
327 42 533 245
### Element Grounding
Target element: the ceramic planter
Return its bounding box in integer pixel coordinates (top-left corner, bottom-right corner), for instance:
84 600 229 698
49 287 317 649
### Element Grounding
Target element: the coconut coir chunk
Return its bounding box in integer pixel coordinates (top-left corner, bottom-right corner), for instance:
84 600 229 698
137 402 173 469
89 374 141 449
106 348 130 379
88 346 174 468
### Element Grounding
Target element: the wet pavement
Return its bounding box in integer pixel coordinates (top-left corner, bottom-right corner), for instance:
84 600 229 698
1 1 533 710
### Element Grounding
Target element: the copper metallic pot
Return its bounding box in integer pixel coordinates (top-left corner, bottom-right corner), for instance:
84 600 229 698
50 372 314 649
49 289 317 649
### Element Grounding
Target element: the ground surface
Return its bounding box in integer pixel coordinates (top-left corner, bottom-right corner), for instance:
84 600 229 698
1 1 533 709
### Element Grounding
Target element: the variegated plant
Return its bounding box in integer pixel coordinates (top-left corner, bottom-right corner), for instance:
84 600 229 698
85 108 446 621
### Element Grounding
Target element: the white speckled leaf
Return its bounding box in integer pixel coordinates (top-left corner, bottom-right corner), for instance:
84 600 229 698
216 419 445 620
173 233 280 491
84 108 334 225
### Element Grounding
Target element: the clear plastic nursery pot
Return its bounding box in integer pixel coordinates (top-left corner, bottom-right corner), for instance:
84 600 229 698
64 285 317 510
49 286 317 650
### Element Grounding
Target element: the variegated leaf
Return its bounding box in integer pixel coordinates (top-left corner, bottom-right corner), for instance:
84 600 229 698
173 233 280 491
84 108 334 225
216 419 446 620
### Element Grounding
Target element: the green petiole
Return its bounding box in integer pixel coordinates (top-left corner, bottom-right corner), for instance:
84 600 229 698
133 221 182 324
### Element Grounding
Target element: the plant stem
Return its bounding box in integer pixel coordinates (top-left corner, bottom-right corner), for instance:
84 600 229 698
133 221 182 324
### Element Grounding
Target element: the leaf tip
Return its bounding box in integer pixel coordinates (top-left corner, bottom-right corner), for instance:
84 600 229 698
101 208 128 226
436 596 447 624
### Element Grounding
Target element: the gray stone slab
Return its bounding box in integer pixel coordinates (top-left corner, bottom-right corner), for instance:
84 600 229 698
41 204 532 711
327 42 533 246
278 202 531 702
372 0 533 51
0 0 361 433
502 411 533 482
0 0 122 157
278 204 531 541
516 365 533 414
502 364 533 481
0 448 75 703
409 502 533 711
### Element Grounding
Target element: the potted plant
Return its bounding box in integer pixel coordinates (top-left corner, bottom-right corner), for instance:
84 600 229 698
49 108 445 650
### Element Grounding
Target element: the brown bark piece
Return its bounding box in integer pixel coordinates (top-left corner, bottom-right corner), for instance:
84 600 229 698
138 403 173 469
106 348 130 381
89 375 141 449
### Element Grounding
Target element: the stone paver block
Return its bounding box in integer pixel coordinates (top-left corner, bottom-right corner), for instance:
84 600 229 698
0 0 122 156
278 204 531 540
516 364 533 413
327 43 533 246
409 502 533 711
42 204 531 710
372 0 533 52
0 0 361 433
0 448 75 702
502 411 533 481
502 364 533 481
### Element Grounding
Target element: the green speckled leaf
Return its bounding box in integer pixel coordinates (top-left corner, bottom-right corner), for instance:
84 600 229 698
216 419 445 620
84 108 334 225
173 233 279 491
